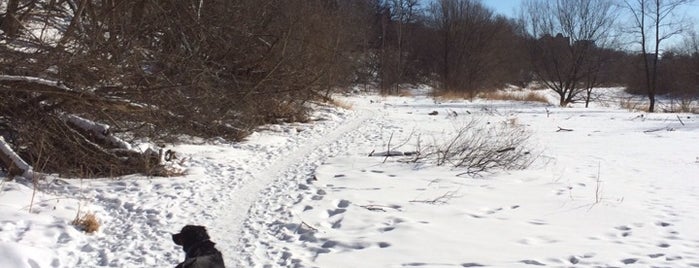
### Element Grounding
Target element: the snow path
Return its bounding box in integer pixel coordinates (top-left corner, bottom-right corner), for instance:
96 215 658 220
228 108 379 267
62 106 374 267
233 107 393 267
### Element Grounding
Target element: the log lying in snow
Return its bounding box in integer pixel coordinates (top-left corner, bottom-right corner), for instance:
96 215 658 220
0 136 42 180
63 114 133 151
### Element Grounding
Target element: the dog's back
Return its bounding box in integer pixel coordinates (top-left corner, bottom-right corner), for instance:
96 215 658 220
176 252 225 268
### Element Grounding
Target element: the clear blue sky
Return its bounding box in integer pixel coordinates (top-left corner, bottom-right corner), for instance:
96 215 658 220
482 0 523 18
482 0 699 25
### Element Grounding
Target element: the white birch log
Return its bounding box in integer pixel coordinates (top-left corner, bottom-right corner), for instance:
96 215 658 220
63 114 133 151
0 136 39 179
0 75 73 92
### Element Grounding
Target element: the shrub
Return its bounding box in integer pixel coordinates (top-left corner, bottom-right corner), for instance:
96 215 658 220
409 119 536 176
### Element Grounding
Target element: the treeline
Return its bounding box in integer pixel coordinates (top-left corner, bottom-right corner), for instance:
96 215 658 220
0 0 697 176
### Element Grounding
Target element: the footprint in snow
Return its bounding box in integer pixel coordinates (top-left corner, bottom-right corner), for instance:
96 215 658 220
648 253 665 258
615 225 632 231
336 199 351 208
620 258 638 264
528 219 547 226
656 221 672 227
326 208 346 217
657 242 671 248
520 259 546 266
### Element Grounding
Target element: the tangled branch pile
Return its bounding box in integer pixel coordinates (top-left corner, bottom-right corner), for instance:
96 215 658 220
0 0 367 177
409 119 536 176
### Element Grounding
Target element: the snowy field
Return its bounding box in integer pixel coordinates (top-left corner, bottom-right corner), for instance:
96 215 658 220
1 88 698 267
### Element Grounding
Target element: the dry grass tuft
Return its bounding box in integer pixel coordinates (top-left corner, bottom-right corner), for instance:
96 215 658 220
73 212 100 234
480 91 550 104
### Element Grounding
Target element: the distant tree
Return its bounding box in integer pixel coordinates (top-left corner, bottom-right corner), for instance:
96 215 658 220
623 0 695 112
521 0 619 106
376 0 421 94
429 0 520 94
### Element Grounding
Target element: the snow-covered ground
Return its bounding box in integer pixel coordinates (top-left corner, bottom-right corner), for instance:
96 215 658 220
1 88 698 267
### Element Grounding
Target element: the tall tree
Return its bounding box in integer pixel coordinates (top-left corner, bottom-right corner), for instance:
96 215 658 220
521 0 618 106
624 0 694 112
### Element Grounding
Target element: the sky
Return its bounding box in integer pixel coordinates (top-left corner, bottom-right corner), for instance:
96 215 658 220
481 0 699 50
482 0 523 18
482 0 699 25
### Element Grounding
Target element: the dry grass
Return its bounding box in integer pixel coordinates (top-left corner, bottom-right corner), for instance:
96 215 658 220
432 90 476 100
378 87 415 97
398 89 414 97
331 99 354 110
664 99 699 114
479 91 550 104
73 212 100 234
619 97 649 112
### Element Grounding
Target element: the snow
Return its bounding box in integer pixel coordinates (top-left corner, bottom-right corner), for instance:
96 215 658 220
1 88 698 267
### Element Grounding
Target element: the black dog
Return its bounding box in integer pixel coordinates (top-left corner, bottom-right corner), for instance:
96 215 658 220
172 225 226 268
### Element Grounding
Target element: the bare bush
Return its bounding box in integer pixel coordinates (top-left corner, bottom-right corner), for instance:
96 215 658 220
0 0 368 177
412 119 536 176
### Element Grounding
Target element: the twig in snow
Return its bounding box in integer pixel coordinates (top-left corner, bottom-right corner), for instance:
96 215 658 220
676 115 685 126
360 205 387 212
643 127 674 133
295 221 318 234
556 126 574 132
409 190 460 205
496 147 516 153
384 132 394 163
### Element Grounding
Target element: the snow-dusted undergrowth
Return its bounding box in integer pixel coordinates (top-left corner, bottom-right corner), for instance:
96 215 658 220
1 88 698 267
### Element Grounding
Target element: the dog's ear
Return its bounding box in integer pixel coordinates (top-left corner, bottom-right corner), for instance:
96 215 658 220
183 225 210 240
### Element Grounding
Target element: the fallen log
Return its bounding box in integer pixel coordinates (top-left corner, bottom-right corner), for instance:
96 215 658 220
0 136 42 180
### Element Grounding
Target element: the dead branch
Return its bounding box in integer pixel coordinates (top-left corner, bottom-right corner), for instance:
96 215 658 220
676 115 685 126
409 190 460 205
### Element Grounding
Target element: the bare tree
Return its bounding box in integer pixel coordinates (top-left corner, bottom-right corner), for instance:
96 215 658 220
624 0 695 112
521 0 619 106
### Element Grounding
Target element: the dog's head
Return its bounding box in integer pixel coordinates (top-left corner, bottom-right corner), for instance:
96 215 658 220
172 225 211 247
